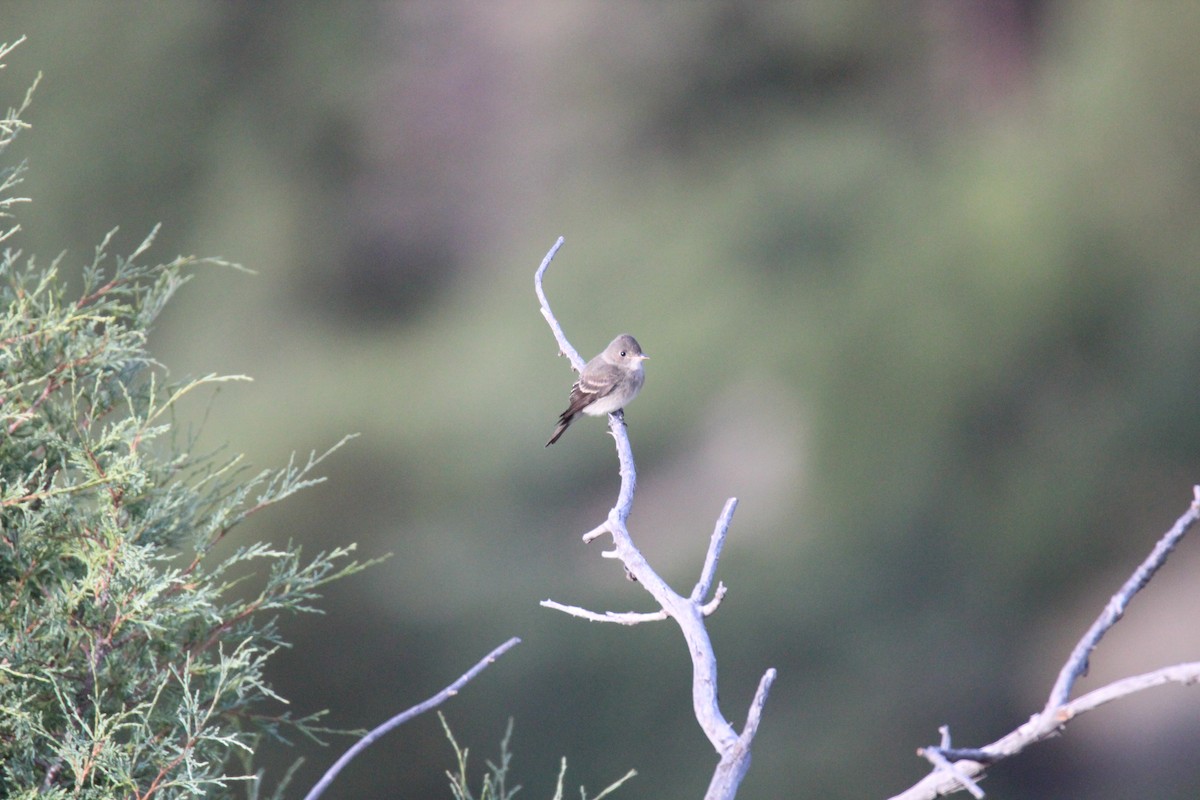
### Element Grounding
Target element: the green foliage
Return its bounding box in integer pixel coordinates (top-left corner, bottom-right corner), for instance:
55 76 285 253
440 713 636 800
0 50 372 799
442 714 519 800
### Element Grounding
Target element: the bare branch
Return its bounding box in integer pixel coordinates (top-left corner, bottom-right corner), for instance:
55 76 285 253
741 668 777 743
705 668 776 800
1043 484 1200 712
888 487 1200 800
893 662 1200 800
534 236 583 371
692 498 738 603
302 637 521 800
1064 661 1200 719
536 239 772 800
539 599 669 625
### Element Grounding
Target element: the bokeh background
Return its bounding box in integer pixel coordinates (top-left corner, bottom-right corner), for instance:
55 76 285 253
5 2 1200 798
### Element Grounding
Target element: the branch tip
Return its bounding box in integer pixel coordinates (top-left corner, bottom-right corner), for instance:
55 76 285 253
582 523 610 543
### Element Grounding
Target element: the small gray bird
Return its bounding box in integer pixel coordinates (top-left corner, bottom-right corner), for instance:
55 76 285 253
546 334 648 446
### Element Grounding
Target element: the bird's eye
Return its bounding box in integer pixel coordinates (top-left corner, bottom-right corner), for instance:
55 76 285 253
619 350 627 357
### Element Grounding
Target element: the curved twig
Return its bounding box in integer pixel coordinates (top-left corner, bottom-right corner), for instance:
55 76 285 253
303 637 521 800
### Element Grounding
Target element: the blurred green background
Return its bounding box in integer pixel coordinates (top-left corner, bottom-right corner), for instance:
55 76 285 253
6 2 1200 798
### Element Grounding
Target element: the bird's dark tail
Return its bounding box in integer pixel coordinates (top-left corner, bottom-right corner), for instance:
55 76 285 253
545 414 574 446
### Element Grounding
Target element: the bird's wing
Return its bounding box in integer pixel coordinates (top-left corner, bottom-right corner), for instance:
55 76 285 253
559 384 594 420
577 361 622 397
557 362 619 419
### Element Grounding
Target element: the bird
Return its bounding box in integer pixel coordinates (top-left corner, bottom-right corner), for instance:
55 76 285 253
546 334 648 446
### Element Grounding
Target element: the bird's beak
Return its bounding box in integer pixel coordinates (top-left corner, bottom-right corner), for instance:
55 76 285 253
638 354 649 361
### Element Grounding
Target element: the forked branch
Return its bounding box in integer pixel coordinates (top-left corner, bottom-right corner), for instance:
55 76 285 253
889 486 1200 799
535 239 774 800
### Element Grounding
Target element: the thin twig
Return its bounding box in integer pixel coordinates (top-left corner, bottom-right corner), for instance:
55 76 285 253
740 667 777 744
534 236 582 371
692 498 738 603
539 600 669 625
302 637 520 800
1064 660 1200 719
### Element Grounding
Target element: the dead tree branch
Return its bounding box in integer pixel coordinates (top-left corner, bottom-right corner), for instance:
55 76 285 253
888 486 1200 799
303 637 521 800
536 238 775 800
